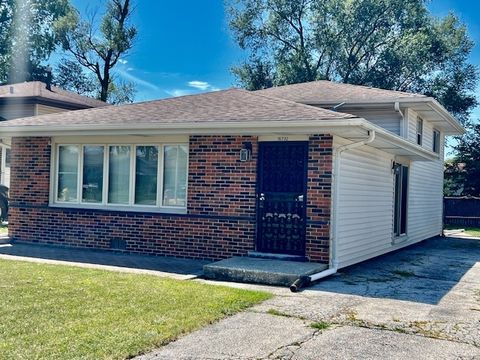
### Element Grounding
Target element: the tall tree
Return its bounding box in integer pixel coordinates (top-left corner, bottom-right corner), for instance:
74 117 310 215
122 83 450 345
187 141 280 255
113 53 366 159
54 58 96 96
227 0 478 124
444 123 480 197
0 0 72 84
56 0 137 102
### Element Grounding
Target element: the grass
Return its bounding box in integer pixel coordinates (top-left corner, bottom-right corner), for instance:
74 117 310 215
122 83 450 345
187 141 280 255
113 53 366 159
0 260 271 360
310 321 331 330
444 226 480 237
0 223 7 234
267 308 294 318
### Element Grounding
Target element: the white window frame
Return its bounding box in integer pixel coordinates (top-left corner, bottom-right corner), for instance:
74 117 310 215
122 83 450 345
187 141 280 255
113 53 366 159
50 139 189 214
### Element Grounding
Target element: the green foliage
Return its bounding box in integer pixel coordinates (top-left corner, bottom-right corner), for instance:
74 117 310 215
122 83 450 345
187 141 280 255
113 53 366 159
444 124 480 196
54 58 97 96
107 79 136 104
311 321 331 330
227 0 478 123
56 0 137 103
0 259 271 359
0 0 73 83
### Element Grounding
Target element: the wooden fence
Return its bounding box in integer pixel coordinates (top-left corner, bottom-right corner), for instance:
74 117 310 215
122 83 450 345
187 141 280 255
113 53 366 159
444 197 480 227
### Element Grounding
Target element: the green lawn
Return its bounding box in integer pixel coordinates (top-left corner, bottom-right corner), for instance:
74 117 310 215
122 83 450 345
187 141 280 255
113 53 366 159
0 223 7 234
0 260 271 360
445 226 480 237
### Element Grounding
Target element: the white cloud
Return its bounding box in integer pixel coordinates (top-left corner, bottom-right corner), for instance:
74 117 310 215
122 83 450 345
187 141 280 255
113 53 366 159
165 81 223 98
188 80 211 90
118 59 128 64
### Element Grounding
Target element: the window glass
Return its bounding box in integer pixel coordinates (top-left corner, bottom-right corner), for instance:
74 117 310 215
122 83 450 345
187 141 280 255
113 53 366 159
433 130 440 154
57 145 79 202
416 118 423 145
108 146 131 204
5 148 11 168
82 146 104 203
163 145 188 206
135 146 158 205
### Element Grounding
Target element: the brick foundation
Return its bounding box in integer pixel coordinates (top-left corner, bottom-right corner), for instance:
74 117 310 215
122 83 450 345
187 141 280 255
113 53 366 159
9 135 332 262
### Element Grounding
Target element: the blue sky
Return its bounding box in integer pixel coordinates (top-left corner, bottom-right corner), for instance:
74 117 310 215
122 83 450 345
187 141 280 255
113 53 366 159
71 0 480 120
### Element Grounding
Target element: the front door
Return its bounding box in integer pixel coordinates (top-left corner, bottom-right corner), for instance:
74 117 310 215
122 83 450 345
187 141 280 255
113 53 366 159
256 141 308 255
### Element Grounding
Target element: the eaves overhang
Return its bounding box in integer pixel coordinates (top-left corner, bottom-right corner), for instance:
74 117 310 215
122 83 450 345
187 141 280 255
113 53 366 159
0 117 437 161
300 97 464 136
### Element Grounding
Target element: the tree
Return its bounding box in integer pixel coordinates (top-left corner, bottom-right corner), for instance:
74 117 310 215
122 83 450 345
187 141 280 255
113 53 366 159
0 0 72 84
444 124 480 196
54 58 96 96
227 0 478 124
56 0 137 102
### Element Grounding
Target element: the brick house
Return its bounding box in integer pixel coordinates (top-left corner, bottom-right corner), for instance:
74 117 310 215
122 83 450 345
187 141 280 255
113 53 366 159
0 81 107 188
0 82 464 269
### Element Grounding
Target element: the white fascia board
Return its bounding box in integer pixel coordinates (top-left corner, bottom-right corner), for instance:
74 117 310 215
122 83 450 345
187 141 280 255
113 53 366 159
0 118 366 137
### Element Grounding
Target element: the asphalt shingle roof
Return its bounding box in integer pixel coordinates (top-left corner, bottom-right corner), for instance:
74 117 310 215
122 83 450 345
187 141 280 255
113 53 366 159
0 81 108 108
0 88 355 128
256 80 427 104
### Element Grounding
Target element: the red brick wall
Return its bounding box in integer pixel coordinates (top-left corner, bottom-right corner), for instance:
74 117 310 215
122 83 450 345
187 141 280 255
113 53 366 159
9 135 332 262
306 135 333 262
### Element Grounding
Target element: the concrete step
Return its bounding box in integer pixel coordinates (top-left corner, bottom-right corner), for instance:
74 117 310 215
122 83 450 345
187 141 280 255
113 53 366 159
247 251 307 262
0 236 10 245
203 257 328 287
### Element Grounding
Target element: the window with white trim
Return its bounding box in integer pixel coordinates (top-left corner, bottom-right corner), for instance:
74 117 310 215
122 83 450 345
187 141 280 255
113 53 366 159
54 143 188 211
433 129 441 154
416 117 423 146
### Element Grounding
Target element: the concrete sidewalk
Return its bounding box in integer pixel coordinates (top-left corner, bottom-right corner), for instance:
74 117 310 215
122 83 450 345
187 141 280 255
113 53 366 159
137 236 480 359
0 243 208 280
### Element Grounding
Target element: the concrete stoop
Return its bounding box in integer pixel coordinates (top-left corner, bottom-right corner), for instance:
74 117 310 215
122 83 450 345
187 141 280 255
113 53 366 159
203 256 328 287
0 236 10 245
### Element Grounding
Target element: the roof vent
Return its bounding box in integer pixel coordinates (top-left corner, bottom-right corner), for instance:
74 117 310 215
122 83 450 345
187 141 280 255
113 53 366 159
9 86 14 94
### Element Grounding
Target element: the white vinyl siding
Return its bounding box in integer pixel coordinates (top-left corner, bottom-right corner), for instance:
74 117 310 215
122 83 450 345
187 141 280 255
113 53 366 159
407 136 444 242
36 104 68 116
313 106 402 135
0 104 35 120
334 137 395 268
333 132 444 269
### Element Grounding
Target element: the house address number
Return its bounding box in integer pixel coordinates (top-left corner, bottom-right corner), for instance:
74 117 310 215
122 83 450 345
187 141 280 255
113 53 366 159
278 137 289 141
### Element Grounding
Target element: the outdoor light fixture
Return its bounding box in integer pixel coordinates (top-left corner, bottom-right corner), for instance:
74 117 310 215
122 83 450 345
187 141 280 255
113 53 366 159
240 141 252 162
392 161 401 174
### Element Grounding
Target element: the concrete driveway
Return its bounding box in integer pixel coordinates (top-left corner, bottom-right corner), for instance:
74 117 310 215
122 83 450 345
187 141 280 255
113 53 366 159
138 236 480 359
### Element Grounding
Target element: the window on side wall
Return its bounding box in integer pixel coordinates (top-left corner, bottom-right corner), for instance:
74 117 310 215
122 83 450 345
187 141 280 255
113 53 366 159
433 129 441 154
54 143 188 211
416 117 423 146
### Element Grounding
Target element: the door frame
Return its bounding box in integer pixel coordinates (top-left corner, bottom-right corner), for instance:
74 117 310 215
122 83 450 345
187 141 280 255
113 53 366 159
255 140 309 255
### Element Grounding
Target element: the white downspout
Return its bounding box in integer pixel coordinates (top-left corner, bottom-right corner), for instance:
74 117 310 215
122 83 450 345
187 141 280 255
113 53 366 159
290 130 376 291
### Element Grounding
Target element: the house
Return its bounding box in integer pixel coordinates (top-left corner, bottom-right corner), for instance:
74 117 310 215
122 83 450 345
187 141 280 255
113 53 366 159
0 81 108 187
0 81 464 271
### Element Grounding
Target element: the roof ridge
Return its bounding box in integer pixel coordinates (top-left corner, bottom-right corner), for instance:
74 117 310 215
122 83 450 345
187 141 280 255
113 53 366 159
260 80 426 98
316 80 425 97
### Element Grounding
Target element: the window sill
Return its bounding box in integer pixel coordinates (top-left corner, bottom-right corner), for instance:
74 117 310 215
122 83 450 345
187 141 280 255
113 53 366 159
48 203 188 215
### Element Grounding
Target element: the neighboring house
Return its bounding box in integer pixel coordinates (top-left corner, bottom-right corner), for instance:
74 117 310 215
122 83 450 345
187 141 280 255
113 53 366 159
0 81 464 271
0 81 108 188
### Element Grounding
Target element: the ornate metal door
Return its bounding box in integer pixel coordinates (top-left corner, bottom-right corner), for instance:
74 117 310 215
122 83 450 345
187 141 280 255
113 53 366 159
256 141 308 255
